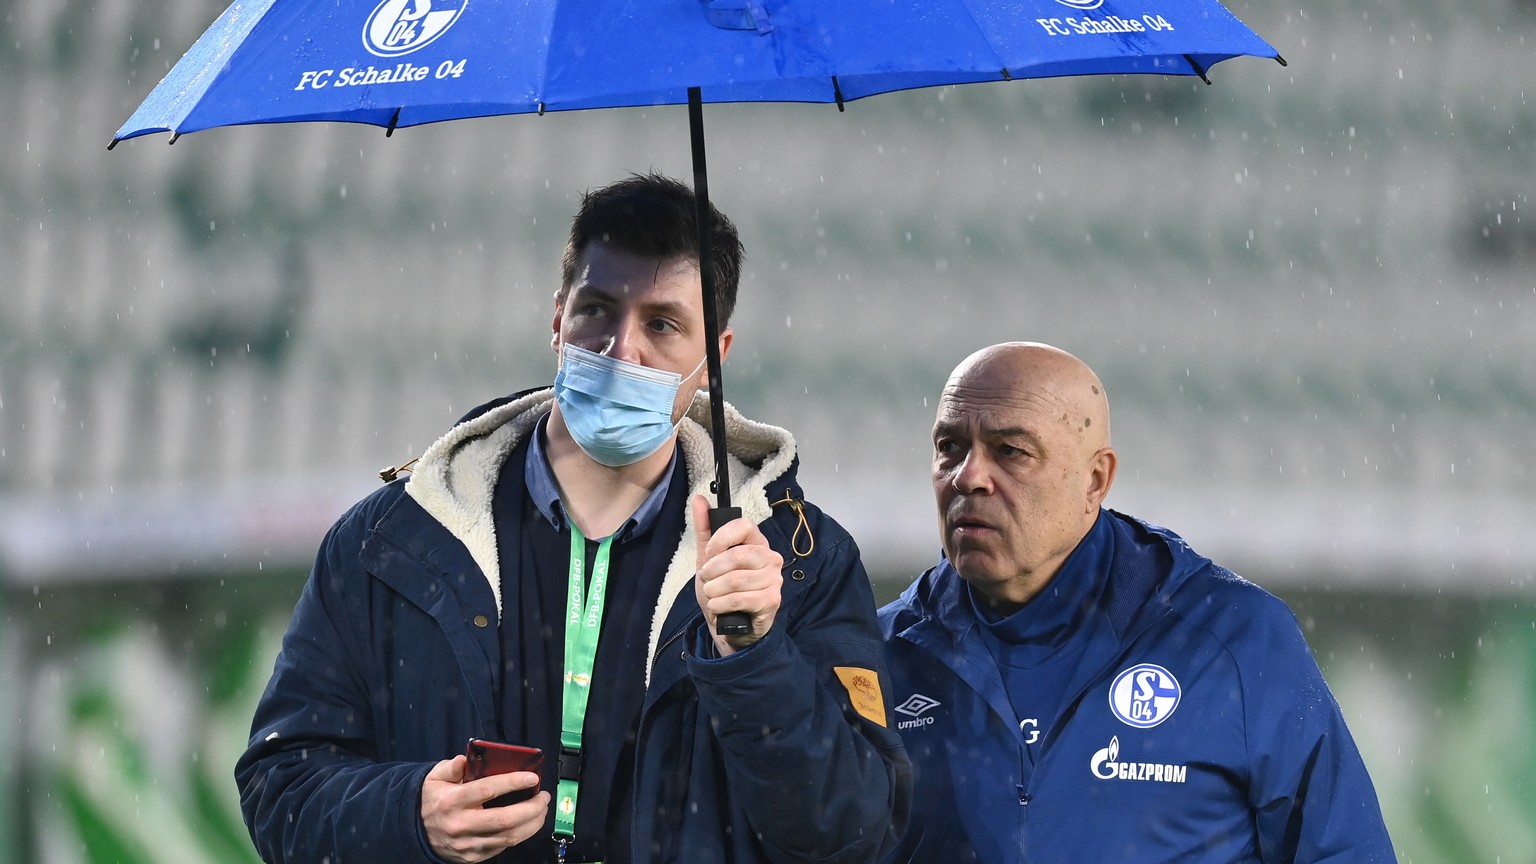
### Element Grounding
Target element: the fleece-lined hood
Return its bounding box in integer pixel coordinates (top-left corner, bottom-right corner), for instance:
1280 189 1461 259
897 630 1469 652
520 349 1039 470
403 387 796 675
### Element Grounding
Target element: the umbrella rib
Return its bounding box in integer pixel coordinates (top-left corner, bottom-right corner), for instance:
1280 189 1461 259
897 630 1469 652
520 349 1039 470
1182 55 1213 85
831 76 845 112
385 108 401 137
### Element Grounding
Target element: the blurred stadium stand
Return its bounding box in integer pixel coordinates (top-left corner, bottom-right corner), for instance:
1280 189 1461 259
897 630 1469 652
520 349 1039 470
4 0 1530 589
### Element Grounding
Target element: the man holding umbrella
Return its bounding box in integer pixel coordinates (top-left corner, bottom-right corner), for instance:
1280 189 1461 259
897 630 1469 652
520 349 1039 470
236 173 908 864
880 342 1394 862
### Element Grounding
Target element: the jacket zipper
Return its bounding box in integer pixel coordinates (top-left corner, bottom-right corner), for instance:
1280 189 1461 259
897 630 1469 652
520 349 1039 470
650 624 691 675
1017 606 1177 853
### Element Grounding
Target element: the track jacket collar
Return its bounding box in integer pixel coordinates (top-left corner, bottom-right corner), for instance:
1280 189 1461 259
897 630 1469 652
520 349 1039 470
895 510 1213 667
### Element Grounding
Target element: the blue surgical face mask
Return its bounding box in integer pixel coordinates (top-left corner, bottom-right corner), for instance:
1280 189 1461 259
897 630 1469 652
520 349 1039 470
553 343 705 467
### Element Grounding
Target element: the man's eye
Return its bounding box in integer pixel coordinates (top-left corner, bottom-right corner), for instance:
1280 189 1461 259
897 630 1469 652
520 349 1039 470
647 318 677 333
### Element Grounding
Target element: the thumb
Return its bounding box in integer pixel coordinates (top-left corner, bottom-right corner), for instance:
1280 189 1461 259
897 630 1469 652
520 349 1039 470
691 494 713 564
427 755 466 784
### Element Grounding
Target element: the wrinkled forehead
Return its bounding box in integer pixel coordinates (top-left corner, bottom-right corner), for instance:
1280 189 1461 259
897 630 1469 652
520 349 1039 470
938 364 1069 406
935 378 1066 431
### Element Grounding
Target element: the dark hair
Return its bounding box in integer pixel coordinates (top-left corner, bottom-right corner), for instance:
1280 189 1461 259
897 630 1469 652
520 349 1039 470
559 172 743 326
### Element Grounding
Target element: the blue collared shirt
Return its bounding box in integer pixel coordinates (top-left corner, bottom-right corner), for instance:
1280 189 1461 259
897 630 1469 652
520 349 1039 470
524 414 677 543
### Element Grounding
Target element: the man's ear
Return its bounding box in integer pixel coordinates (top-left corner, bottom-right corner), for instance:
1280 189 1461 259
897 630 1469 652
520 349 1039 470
1085 447 1118 513
692 328 734 391
550 301 564 352
716 327 734 366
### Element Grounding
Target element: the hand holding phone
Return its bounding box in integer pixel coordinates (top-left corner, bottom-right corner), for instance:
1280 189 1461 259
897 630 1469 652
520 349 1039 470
463 738 543 808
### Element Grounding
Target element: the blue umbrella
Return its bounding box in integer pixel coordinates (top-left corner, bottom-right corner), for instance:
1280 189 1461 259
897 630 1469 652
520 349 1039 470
111 0 1282 630
112 0 1280 139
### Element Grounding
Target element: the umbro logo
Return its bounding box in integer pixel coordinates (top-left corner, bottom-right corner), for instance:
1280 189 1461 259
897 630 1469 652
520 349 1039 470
896 693 939 716
895 693 940 729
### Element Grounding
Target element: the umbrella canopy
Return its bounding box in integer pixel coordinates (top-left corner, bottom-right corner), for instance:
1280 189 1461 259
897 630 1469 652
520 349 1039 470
111 0 1281 633
113 0 1280 142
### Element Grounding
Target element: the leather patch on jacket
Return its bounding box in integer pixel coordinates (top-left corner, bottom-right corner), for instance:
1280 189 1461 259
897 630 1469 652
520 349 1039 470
834 666 888 728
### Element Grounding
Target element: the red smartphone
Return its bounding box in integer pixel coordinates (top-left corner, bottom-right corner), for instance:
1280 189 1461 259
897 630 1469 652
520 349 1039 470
464 738 544 807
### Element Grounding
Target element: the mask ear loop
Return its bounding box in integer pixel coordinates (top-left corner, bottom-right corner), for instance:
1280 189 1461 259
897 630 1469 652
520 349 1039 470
686 352 708 385
675 352 711 424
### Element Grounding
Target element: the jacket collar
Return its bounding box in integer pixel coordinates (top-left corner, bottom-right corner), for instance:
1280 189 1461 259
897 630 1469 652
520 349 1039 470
402 387 798 684
895 510 1212 654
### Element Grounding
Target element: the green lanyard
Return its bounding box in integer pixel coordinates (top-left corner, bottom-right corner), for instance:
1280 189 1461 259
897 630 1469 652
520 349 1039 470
555 522 614 854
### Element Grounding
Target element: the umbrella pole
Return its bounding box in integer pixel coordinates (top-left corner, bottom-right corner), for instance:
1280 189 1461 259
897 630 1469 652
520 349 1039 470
689 86 750 636
687 86 734 512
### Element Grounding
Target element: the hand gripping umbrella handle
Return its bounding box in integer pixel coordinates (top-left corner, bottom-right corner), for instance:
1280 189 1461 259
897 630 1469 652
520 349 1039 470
709 506 752 636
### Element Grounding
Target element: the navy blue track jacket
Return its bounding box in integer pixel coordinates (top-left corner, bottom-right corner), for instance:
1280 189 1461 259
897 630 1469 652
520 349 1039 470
879 510 1395 863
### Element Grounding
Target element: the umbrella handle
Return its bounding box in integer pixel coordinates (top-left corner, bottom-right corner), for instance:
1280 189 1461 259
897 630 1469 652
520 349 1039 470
709 506 752 636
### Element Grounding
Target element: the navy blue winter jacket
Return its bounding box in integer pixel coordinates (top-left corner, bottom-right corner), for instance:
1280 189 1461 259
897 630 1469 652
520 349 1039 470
236 390 909 863
879 510 1395 863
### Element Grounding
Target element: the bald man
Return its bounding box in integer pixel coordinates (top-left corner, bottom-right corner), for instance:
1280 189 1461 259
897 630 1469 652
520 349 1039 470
878 343 1395 863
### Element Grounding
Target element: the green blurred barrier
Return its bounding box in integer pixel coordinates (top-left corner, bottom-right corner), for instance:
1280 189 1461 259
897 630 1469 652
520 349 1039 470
7 575 1533 863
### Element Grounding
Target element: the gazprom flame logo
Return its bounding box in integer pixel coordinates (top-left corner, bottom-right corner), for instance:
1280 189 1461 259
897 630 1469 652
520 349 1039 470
1055 0 1105 9
364 0 468 57
1090 735 1124 779
1090 736 1188 783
